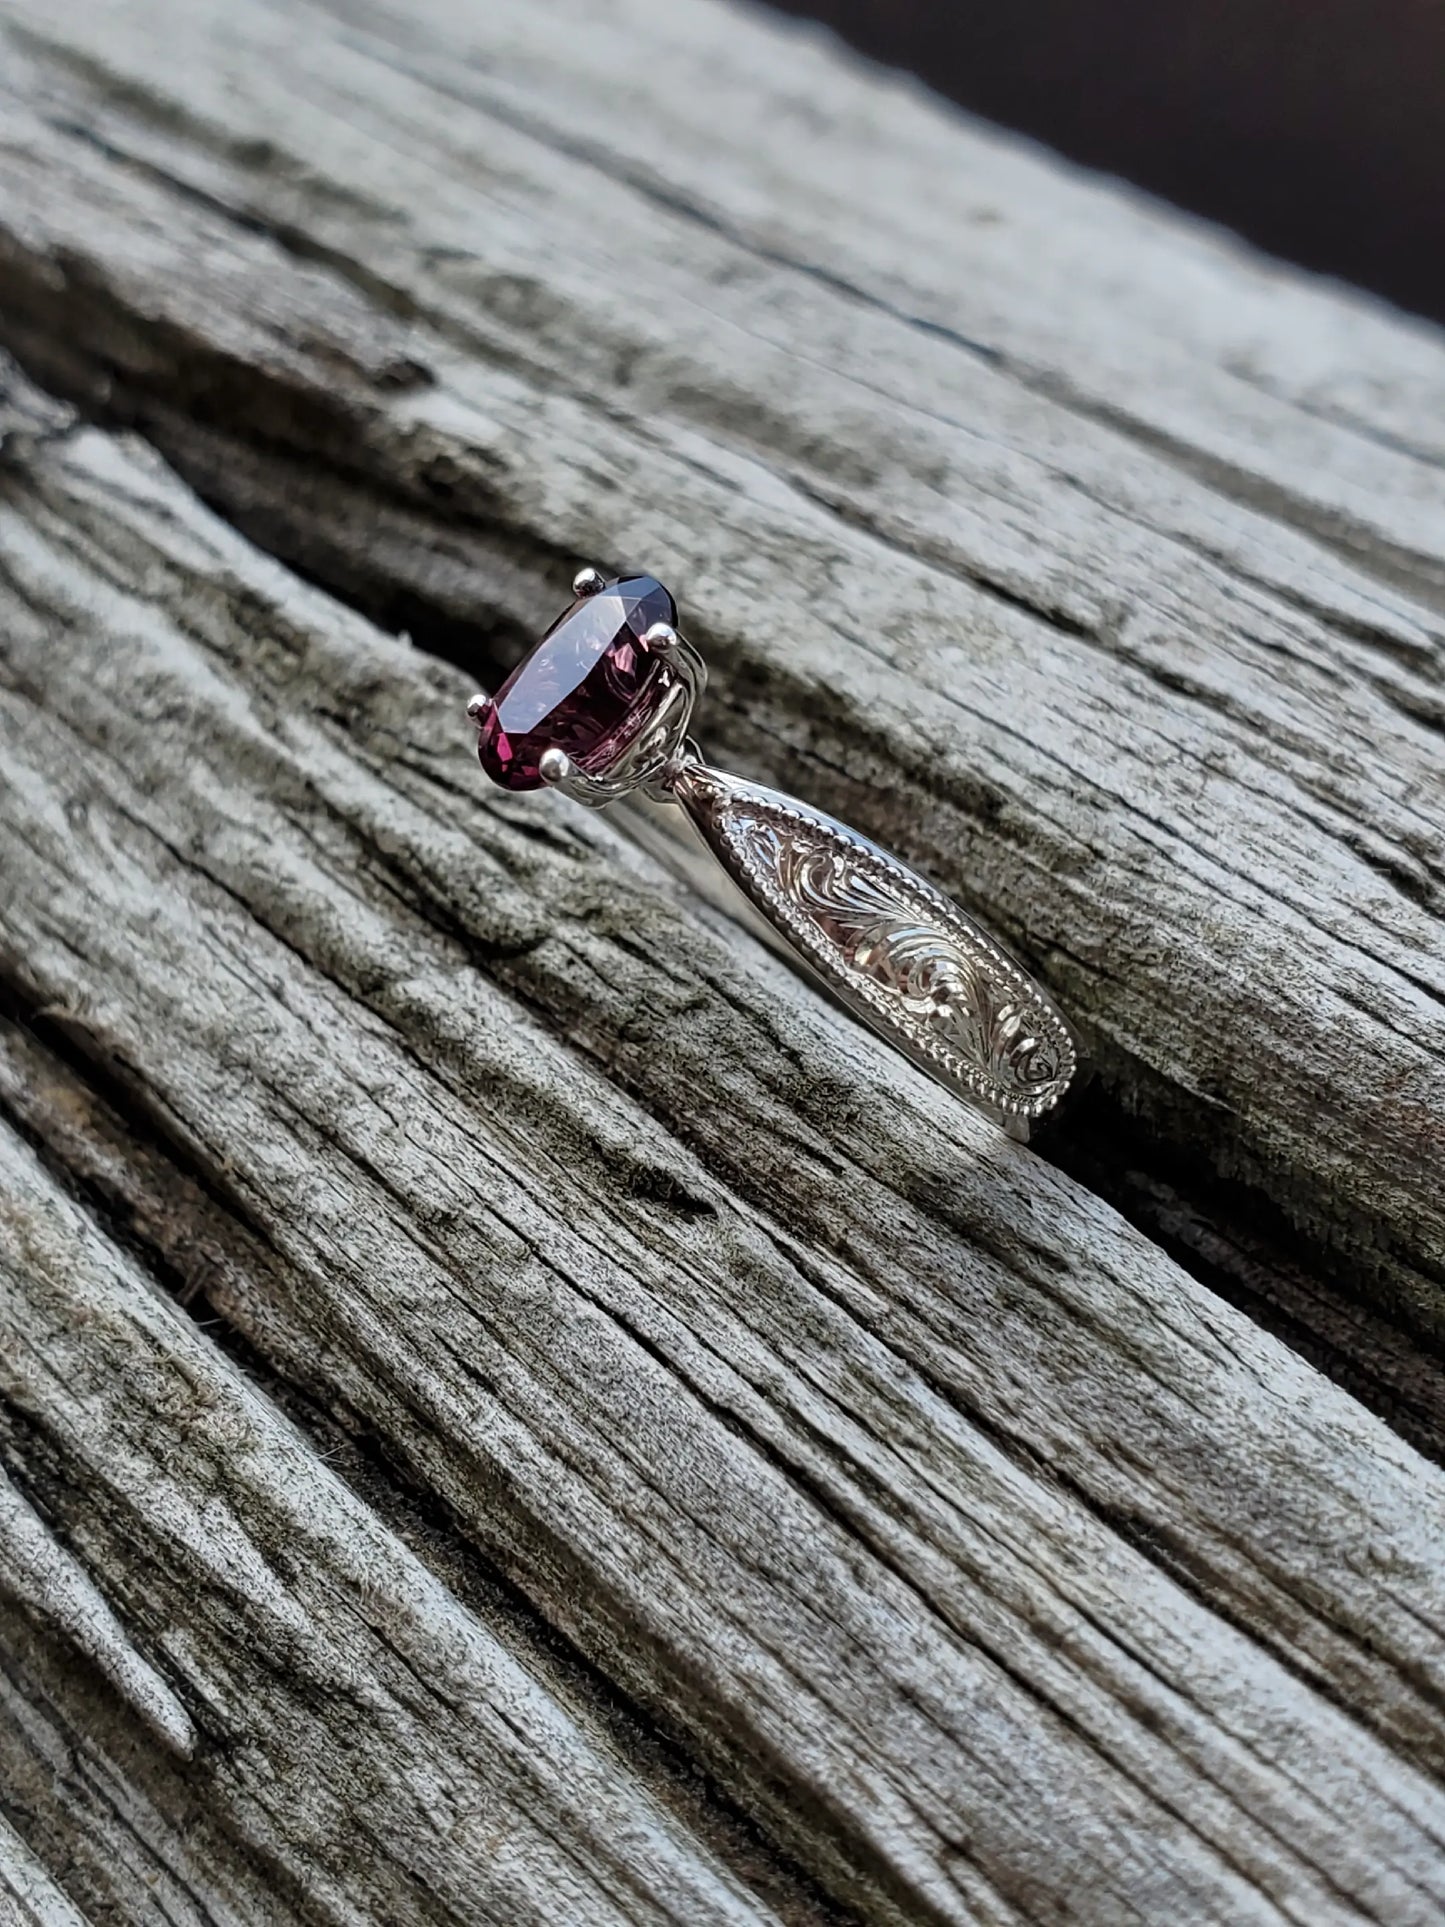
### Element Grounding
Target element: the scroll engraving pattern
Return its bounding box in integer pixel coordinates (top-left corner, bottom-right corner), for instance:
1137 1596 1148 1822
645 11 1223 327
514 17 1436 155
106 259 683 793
722 803 1074 1114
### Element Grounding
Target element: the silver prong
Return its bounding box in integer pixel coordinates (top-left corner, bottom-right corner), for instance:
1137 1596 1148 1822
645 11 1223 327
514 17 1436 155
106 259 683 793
572 566 607 598
466 693 490 722
641 621 677 654
538 747 574 785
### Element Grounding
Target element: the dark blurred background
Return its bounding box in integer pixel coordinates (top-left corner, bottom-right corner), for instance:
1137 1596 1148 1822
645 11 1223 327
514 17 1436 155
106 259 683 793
769 0 1445 324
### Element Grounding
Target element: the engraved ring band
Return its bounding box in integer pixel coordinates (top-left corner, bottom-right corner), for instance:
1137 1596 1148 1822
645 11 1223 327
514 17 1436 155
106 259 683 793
467 569 1078 1138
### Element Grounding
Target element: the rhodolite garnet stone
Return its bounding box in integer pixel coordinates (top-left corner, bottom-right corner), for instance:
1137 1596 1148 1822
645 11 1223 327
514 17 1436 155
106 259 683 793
474 575 676 790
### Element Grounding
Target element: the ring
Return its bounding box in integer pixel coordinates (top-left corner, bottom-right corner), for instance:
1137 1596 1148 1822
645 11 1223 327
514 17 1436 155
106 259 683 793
468 569 1078 1135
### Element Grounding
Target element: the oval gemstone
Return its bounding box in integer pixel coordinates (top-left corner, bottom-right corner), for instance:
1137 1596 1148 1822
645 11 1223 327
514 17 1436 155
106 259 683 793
475 575 676 790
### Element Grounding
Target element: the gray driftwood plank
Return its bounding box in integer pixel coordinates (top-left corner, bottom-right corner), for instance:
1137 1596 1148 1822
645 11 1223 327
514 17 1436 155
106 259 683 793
1 406 1444 1923
1 0 1444 1346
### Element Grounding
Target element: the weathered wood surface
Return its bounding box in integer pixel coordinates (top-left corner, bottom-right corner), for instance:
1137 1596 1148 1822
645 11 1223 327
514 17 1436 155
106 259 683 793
0 0 1444 1921
0 1108 800 1927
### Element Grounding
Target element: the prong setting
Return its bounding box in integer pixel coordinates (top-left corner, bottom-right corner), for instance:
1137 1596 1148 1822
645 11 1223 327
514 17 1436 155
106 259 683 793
572 566 607 598
466 693 491 723
473 570 702 802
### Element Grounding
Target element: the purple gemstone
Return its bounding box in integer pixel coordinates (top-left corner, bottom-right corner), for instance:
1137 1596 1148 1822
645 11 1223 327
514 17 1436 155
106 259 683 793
475 576 676 790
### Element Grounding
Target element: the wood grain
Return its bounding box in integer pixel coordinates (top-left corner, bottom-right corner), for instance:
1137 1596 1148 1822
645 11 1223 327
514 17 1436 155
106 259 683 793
0 1110 804 1927
0 1813 92 1927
